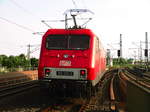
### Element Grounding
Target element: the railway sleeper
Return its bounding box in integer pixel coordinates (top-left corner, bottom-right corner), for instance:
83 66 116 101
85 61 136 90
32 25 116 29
39 80 99 98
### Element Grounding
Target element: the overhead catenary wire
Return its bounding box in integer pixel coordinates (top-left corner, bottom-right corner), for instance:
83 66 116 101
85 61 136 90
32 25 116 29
0 17 35 32
81 0 87 9
1 1 43 57
9 0 33 16
41 20 53 28
72 0 78 9
72 0 88 11
70 0 94 28
9 0 43 33
9 0 41 20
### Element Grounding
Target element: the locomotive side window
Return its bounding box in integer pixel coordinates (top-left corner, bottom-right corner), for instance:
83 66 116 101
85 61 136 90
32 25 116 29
46 35 90 50
69 35 90 49
95 37 99 53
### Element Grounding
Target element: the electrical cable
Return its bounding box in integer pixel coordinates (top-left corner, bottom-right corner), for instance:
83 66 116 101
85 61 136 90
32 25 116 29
9 0 41 20
0 17 35 32
81 0 87 9
72 0 78 9
9 0 34 16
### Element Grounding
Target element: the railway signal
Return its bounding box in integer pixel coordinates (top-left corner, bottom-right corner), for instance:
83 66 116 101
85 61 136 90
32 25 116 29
144 49 148 57
145 32 149 71
117 50 121 57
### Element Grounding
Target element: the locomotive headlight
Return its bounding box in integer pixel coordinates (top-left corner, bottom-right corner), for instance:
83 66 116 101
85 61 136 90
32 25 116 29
80 70 86 76
45 69 51 77
72 54 75 58
80 70 86 79
64 54 69 58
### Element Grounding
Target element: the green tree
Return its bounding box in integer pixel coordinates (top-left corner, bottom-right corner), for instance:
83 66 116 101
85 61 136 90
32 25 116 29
30 58 38 67
18 54 28 67
0 54 38 69
127 58 134 64
0 55 9 67
7 55 16 68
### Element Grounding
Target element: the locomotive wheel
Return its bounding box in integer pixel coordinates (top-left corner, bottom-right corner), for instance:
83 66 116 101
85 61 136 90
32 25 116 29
92 86 96 96
39 82 51 96
49 82 55 96
80 84 87 98
92 84 99 96
86 82 92 98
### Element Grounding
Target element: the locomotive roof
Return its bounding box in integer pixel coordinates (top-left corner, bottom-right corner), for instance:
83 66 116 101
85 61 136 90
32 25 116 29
44 29 95 36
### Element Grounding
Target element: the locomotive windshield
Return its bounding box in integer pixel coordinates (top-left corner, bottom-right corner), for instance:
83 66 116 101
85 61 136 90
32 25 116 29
46 35 90 50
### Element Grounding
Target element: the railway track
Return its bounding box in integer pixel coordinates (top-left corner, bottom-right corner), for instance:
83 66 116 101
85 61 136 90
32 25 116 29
0 70 38 88
40 68 127 112
0 68 149 112
0 69 128 112
0 71 38 99
123 68 150 89
120 67 150 112
78 69 127 112
0 80 39 98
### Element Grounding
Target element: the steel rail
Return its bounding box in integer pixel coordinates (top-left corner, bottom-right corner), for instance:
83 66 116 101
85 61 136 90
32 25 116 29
0 78 31 88
78 71 114 112
0 76 29 85
0 72 38 88
110 75 115 101
124 69 150 89
0 80 38 98
41 69 125 112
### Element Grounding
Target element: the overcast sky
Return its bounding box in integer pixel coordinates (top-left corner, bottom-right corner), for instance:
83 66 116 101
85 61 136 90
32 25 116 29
0 0 150 59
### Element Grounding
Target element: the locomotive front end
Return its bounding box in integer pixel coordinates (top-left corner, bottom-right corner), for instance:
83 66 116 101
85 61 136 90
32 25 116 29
38 29 96 91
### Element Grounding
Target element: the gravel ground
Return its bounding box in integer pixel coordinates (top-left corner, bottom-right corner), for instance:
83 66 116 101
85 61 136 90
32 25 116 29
0 86 85 112
0 87 52 112
0 70 37 80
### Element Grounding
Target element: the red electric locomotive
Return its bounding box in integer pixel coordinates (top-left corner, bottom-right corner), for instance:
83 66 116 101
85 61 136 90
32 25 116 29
38 9 106 96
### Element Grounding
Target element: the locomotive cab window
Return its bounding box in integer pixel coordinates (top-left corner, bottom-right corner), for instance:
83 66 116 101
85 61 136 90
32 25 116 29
69 35 90 49
46 35 67 49
46 35 90 50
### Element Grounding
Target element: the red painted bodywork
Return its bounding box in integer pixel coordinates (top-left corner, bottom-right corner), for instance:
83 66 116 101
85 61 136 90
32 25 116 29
38 29 106 82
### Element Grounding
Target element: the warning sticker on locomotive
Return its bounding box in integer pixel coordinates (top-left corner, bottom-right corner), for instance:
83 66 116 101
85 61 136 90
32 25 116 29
59 60 71 66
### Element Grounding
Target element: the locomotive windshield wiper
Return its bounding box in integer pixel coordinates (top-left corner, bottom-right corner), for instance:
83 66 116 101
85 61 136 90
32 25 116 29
47 47 67 50
70 48 87 50
76 48 85 50
67 35 71 49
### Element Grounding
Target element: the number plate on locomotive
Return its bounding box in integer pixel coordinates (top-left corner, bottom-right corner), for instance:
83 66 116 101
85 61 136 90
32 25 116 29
59 60 71 66
57 71 73 76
